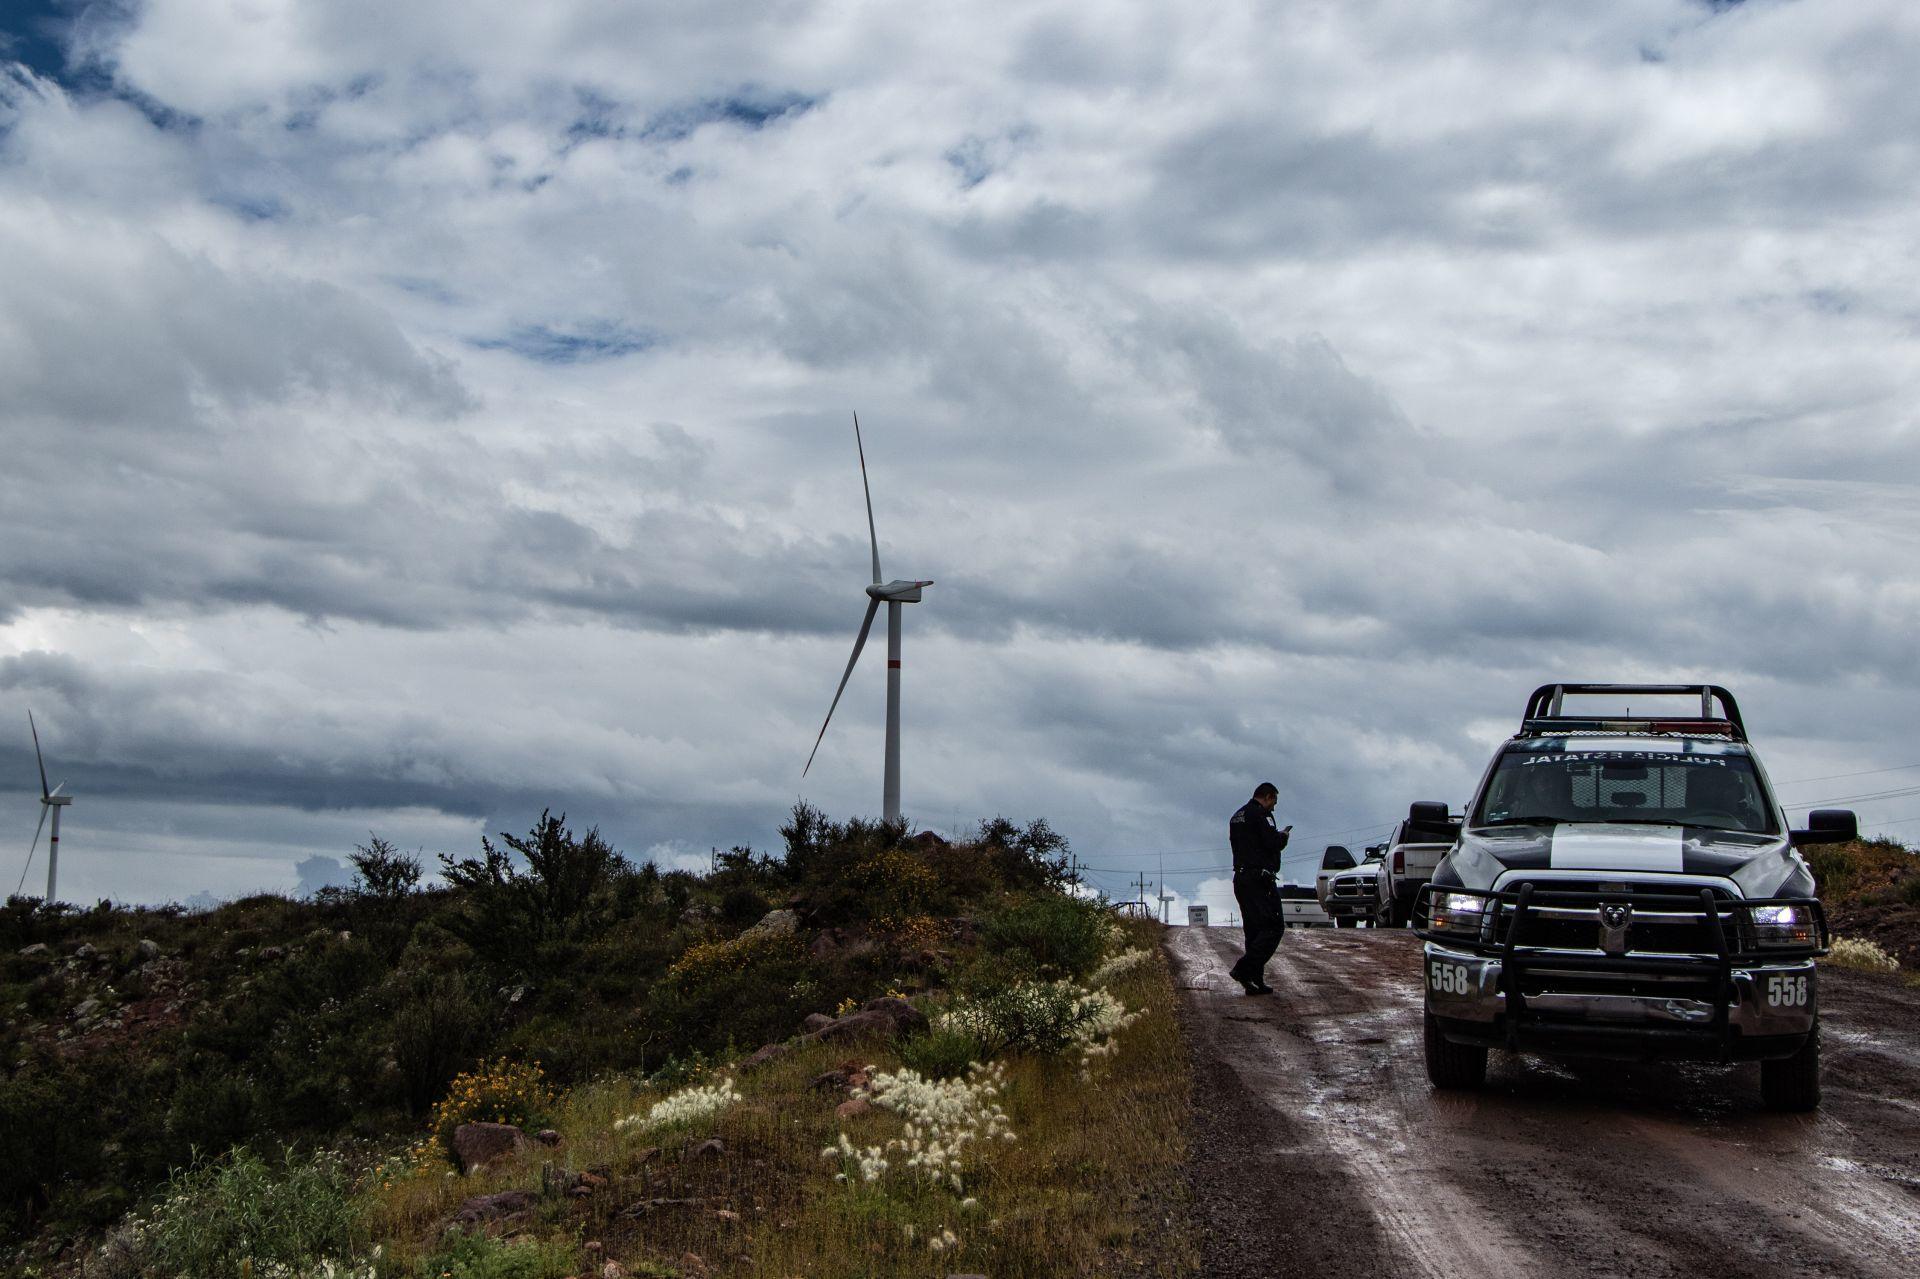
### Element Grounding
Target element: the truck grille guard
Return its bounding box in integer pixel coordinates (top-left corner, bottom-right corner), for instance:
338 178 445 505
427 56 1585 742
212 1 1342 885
1414 881 1829 1053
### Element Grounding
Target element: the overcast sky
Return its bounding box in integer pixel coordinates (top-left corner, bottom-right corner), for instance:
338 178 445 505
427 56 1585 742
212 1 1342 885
3 0 1918 915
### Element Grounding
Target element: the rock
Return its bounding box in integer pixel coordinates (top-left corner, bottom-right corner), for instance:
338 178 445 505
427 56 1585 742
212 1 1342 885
803 997 925 1045
17 943 48 958
258 945 286 961
801 1013 834 1034
74 943 98 960
450 1189 536 1224
714 1209 740 1223
740 1041 789 1070
808 933 838 960
535 1128 563 1147
73 997 101 1020
685 1137 725 1161
678 1253 707 1277
809 1069 853 1093
135 939 161 961
741 908 799 940
451 1122 528 1173
835 1097 872 1121
600 1261 628 1279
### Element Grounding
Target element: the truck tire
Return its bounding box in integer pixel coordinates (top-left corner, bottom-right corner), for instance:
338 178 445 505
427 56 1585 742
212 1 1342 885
1760 1021 1821 1112
1334 916 1355 929
1424 1011 1487 1090
1383 899 1409 928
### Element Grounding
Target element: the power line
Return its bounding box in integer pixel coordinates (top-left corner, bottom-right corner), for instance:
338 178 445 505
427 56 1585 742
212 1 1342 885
1776 762 1920 787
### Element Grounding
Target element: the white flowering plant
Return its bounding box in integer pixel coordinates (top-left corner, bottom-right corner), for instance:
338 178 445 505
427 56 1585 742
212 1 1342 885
820 1062 1014 1196
1088 946 1151 986
1826 936 1901 973
937 979 1136 1058
613 1077 742 1136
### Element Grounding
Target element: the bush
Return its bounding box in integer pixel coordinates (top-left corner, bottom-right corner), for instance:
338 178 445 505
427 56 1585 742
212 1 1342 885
427 1059 555 1161
1827 936 1901 973
896 1026 985 1079
120 1148 365 1279
648 931 821 1057
981 895 1109 979
349 835 422 901
421 1229 575 1279
938 981 1109 1057
386 970 486 1115
438 812 628 966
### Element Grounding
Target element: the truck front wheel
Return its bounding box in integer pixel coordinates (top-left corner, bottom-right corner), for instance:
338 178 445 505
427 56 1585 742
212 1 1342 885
1760 1020 1821 1112
1424 1011 1487 1090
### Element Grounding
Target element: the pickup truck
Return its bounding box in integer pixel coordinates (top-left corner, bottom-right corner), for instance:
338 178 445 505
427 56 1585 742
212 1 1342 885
1316 843 1383 928
1414 683 1851 1110
1372 811 1462 927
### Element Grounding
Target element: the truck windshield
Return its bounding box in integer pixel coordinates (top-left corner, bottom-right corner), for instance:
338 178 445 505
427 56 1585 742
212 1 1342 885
1475 750 1776 834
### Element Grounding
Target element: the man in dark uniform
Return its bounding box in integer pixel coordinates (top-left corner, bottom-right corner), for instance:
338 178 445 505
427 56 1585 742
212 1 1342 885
1229 782 1292 995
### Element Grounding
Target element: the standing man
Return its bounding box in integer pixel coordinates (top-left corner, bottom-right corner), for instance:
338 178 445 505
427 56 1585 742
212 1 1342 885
1229 782 1292 995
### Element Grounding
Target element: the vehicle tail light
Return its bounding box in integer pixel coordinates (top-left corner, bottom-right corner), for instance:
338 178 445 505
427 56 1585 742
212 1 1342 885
1393 850 1405 873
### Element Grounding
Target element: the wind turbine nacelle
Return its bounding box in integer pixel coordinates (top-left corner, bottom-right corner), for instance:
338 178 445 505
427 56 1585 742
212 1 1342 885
867 579 933 603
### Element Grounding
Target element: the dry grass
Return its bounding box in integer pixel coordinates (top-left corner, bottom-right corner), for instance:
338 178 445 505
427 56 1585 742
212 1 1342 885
358 918 1194 1278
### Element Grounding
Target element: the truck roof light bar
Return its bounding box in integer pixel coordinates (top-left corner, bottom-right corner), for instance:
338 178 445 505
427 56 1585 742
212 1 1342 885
1518 684 1747 742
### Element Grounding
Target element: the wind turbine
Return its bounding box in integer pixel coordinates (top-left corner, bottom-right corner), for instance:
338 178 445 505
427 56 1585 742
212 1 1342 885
803 413 934 824
19 712 74 902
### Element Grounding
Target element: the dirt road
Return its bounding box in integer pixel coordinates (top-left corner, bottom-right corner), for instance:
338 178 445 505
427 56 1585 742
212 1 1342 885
1170 926 1920 1279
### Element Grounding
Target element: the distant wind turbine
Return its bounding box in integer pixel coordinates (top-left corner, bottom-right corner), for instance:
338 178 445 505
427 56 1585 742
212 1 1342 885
803 413 934 824
17 712 74 902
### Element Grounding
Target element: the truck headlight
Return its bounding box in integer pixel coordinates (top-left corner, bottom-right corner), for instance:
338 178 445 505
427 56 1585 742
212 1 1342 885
1750 904 1813 948
1430 892 1489 938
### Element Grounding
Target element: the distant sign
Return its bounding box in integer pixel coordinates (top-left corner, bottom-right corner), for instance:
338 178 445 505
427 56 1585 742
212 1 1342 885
1188 904 1209 927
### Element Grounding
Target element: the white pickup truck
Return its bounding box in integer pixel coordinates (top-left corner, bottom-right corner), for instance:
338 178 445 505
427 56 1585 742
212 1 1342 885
1372 809 1462 927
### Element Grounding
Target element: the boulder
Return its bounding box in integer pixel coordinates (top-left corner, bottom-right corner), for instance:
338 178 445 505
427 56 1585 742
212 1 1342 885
835 1097 872 1121
741 908 799 940
803 996 925 1046
135 939 161 961
808 933 838 960
73 998 101 1020
74 943 98 960
452 1122 528 1173
17 943 48 958
678 1253 707 1277
450 1189 536 1224
685 1137 725 1162
601 1262 629 1279
740 1042 790 1071
801 1013 834 1034
809 1069 853 1093
534 1129 563 1147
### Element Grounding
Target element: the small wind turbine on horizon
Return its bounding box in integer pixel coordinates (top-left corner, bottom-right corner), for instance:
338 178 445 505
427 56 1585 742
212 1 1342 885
803 413 934 825
18 712 74 903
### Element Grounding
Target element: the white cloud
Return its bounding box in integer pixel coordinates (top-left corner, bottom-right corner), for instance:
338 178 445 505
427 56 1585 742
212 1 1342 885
4 0 1920 902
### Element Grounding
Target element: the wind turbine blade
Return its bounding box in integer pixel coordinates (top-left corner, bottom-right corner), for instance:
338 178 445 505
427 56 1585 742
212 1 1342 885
29 710 49 800
853 412 881 585
804 597 883 777
18 805 48 897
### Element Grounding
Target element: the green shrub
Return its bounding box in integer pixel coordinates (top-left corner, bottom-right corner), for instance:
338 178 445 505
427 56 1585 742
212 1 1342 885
420 1230 576 1279
939 981 1108 1057
127 1148 365 1278
386 970 486 1115
981 894 1108 979
896 1026 985 1079
645 932 821 1057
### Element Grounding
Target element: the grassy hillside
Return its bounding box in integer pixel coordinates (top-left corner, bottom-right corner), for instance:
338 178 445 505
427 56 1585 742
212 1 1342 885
1806 836 1920 972
0 806 1195 1278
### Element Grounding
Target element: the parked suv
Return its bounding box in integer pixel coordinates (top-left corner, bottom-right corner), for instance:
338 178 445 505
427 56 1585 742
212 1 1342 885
1414 684 1853 1111
1372 808 1462 927
1316 843 1383 927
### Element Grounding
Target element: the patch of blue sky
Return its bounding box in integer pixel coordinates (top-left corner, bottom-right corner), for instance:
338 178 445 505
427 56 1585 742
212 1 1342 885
946 138 995 189
213 193 289 222
638 88 819 143
0 0 77 84
470 322 660 365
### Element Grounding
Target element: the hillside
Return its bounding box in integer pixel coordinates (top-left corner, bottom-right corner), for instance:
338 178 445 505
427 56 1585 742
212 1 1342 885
1 806 1195 1278
1805 836 1920 969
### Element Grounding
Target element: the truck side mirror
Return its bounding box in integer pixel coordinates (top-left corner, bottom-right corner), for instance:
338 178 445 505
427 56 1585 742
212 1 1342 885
1408 801 1449 825
1790 808 1858 847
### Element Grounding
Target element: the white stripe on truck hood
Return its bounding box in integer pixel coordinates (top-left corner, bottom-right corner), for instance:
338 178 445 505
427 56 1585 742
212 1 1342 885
1547 824 1684 873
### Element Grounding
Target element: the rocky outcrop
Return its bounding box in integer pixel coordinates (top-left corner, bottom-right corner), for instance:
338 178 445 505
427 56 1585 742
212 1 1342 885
741 908 799 940
450 1189 536 1224
804 996 925 1045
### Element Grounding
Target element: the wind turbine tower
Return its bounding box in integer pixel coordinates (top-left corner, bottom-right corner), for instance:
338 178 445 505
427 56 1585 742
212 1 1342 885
804 413 934 824
21 712 74 903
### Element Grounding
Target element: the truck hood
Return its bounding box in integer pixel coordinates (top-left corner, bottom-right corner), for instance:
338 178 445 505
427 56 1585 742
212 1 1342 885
1437 824 1810 898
